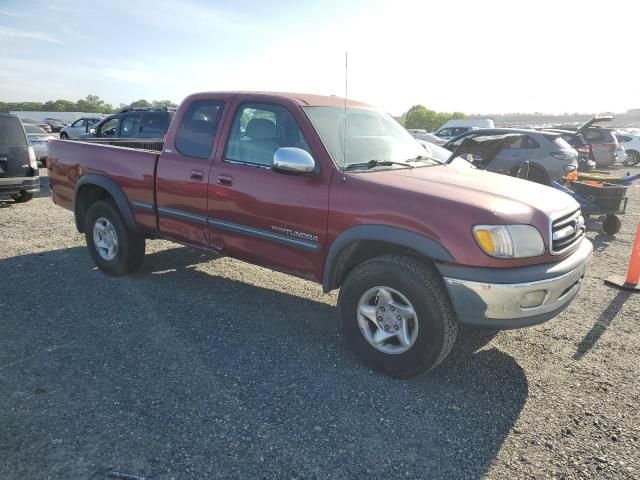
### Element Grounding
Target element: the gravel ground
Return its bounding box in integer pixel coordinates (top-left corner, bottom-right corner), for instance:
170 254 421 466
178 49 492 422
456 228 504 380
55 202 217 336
1 168 639 479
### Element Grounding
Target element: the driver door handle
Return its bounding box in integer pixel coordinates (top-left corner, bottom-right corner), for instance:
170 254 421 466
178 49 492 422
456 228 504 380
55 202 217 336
216 175 233 186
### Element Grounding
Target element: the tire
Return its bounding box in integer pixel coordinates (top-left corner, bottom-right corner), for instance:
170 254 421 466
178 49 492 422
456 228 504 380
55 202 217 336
338 254 458 378
624 150 640 166
84 199 145 275
12 192 33 203
602 214 621 235
59 132 68 139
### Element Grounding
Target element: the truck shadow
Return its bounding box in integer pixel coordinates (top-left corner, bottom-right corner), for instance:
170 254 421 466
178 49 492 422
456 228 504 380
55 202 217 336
0 245 527 479
574 289 631 360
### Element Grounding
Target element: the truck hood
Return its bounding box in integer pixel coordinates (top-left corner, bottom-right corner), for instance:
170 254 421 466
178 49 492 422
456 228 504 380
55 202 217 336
360 163 578 221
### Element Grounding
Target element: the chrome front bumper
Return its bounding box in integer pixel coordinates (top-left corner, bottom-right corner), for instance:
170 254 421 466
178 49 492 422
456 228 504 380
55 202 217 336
440 240 593 329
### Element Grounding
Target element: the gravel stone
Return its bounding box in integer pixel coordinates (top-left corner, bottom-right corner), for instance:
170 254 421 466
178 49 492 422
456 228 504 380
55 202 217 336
0 168 639 479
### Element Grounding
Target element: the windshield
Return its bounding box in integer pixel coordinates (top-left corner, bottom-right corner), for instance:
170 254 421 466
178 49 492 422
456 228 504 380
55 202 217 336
303 106 429 169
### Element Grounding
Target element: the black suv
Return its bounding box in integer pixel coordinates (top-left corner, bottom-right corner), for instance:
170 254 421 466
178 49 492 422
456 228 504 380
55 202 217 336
0 113 39 203
91 107 176 140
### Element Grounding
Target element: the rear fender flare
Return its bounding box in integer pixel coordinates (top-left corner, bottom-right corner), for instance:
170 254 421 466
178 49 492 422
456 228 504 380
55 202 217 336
322 225 454 292
74 174 137 233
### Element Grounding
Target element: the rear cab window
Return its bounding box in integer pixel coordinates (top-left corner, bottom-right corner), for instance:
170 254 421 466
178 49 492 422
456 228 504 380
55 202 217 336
174 100 224 159
0 117 28 146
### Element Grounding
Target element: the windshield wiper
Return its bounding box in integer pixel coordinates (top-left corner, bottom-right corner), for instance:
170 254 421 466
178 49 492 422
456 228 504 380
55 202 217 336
344 160 414 171
406 155 441 165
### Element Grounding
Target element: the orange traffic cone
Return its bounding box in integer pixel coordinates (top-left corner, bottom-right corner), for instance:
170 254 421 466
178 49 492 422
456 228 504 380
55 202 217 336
605 224 640 291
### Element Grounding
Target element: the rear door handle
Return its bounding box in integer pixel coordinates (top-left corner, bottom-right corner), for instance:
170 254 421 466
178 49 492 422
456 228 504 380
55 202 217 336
216 175 233 186
190 169 204 181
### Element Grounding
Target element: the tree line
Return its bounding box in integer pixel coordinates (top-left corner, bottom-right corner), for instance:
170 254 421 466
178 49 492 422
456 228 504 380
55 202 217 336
0 95 466 131
399 105 469 131
0 95 178 114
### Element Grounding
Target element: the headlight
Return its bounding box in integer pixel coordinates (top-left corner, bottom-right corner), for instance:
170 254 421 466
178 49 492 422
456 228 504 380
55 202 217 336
473 225 544 258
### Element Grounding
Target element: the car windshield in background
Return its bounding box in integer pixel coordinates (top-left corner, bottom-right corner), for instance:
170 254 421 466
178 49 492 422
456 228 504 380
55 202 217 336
419 141 452 163
0 117 28 145
303 106 430 169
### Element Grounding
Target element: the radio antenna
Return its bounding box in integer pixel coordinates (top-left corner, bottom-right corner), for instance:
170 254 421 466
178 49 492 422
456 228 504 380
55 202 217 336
342 51 348 174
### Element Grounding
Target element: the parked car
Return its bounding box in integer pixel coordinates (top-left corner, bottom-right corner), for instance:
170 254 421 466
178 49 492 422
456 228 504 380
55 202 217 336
59 117 103 139
434 119 494 140
540 128 596 171
0 113 39 203
20 117 52 133
563 115 619 167
444 128 578 183
616 131 640 165
47 91 592 378
408 129 445 145
23 124 55 166
44 118 69 133
90 107 175 140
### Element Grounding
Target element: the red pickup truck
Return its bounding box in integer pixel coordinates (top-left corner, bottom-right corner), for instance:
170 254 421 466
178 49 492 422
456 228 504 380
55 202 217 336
48 92 592 378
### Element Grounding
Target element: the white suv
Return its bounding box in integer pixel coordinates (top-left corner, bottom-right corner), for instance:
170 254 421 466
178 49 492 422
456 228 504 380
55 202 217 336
616 130 640 165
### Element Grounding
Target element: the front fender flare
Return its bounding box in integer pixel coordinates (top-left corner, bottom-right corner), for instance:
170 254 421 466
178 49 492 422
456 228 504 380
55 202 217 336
74 174 137 233
322 224 454 292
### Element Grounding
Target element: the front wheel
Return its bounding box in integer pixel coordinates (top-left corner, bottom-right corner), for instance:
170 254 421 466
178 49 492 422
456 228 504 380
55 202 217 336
84 200 145 275
59 132 69 139
338 255 458 378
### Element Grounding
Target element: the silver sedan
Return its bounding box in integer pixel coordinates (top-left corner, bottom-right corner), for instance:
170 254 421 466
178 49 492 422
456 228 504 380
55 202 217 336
60 117 102 139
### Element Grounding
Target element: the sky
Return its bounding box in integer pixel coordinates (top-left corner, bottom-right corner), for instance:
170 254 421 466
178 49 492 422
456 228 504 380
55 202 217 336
1 0 639 116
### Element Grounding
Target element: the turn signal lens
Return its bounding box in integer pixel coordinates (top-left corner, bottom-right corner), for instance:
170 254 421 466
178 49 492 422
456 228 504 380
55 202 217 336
474 229 495 254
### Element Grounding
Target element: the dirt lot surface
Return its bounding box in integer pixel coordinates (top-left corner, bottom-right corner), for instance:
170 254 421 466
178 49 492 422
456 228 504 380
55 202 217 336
1 168 639 479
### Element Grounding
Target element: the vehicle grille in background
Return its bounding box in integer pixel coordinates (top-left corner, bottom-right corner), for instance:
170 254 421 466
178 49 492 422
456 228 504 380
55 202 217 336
71 138 164 152
551 208 585 254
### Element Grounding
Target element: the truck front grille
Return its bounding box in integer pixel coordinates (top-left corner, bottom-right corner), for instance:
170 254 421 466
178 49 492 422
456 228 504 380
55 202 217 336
550 208 585 255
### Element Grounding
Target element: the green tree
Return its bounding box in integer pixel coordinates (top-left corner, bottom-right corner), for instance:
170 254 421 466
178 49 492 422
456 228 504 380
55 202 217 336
404 105 441 131
403 105 469 131
152 99 178 108
129 99 152 108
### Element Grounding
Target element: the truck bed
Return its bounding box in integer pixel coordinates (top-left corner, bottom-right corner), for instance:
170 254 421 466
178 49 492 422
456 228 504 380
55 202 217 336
48 139 159 233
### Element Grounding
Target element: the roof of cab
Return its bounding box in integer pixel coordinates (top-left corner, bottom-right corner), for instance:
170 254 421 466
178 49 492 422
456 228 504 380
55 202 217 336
189 91 373 109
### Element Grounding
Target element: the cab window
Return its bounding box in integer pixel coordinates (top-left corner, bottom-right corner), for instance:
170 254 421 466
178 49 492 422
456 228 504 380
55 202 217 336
224 103 310 168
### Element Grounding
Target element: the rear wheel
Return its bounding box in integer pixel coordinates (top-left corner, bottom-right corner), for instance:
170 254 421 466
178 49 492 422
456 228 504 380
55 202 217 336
84 199 145 275
624 150 640 166
12 192 33 203
603 214 621 235
338 255 458 378
527 165 549 185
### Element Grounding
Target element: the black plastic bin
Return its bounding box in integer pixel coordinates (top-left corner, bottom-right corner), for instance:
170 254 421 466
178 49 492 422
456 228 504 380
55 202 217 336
571 180 627 211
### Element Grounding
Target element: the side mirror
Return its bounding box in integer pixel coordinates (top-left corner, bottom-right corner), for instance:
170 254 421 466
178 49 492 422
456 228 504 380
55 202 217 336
272 147 316 175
